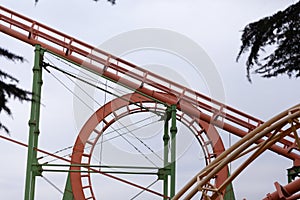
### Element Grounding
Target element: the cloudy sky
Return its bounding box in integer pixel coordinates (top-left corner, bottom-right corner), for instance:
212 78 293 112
1 0 299 199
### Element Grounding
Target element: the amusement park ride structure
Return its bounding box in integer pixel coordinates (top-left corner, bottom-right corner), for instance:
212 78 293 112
0 5 300 200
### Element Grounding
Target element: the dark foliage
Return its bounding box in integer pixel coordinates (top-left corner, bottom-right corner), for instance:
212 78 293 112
0 47 31 134
0 48 25 63
35 0 116 5
95 0 116 5
237 2 300 81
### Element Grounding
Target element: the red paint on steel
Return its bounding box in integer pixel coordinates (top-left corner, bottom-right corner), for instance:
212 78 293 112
0 134 168 199
0 5 298 162
263 179 300 200
70 94 171 199
0 134 72 163
1 5 300 200
70 93 228 199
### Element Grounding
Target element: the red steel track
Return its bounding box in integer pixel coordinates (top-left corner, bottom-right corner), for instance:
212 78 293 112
1 5 300 199
70 92 229 199
1 5 298 163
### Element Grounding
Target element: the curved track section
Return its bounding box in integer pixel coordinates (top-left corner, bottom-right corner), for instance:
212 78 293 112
70 93 229 199
1 6 300 199
173 104 300 200
1 5 298 162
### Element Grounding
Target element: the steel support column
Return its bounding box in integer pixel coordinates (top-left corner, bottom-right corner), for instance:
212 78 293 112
161 105 177 199
62 173 74 200
170 105 177 198
163 111 170 200
24 45 44 200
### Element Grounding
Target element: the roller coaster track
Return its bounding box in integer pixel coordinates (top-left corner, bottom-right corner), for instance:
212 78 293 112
173 104 300 199
1 5 299 163
1 5 300 199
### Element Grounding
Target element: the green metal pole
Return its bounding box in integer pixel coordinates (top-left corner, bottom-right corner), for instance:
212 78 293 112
163 111 170 199
24 44 44 200
62 173 74 200
170 105 177 198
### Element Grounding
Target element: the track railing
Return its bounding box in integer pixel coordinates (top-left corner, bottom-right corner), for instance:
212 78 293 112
0 5 299 162
173 104 300 199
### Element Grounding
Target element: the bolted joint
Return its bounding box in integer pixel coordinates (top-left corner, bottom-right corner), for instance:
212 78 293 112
32 163 43 177
28 119 36 126
34 129 40 135
37 79 43 86
170 104 177 112
170 104 177 134
157 166 171 180
165 110 171 122
163 133 170 141
170 126 178 134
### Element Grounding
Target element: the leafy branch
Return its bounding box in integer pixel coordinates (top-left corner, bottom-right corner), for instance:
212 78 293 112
237 2 300 81
0 47 31 134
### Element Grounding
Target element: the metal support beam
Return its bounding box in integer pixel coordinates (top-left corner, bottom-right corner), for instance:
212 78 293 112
161 105 177 199
170 105 177 198
163 109 171 200
62 173 74 200
24 44 44 200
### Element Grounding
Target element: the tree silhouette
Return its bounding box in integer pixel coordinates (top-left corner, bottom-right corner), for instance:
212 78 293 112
35 0 116 5
95 0 116 4
237 1 300 81
0 48 31 134
2 1 297 135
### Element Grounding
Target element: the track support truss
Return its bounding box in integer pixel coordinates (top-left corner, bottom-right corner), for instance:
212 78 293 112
24 45 44 200
162 105 177 199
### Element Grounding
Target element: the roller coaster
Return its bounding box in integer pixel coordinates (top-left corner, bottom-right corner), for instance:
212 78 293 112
0 5 299 200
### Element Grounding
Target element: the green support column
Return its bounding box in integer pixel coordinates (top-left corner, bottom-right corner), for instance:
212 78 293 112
163 111 170 200
24 45 44 200
170 105 177 198
224 170 236 200
62 173 74 200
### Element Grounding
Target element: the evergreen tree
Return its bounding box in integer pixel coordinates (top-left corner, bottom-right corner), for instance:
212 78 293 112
0 47 31 134
35 0 116 5
94 0 116 4
237 1 300 81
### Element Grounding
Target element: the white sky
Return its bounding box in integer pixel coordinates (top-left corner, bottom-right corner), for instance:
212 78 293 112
1 0 300 199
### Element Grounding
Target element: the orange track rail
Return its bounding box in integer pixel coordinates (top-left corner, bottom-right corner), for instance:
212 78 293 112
0 5 299 163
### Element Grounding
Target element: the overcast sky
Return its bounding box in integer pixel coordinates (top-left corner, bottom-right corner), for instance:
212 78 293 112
1 1 300 199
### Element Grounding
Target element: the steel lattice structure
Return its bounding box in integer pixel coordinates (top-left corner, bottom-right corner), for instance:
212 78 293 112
0 5 299 200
